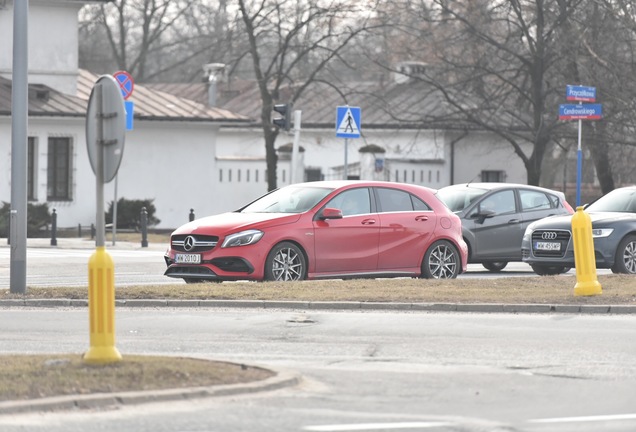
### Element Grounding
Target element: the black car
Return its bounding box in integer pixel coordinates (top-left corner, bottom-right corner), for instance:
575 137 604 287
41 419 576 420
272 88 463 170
436 182 573 272
522 186 636 275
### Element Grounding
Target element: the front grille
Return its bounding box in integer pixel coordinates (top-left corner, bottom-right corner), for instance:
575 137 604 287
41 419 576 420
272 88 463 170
164 266 217 278
531 229 571 258
210 257 253 273
171 234 218 253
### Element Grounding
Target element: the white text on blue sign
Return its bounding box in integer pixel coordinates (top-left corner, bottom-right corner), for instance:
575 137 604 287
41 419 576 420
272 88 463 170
566 85 596 102
559 104 602 120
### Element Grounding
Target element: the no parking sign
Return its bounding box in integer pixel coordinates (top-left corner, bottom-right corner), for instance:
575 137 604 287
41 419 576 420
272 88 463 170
113 70 134 100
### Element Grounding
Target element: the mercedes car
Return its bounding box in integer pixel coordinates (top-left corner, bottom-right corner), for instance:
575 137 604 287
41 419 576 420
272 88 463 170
164 180 468 283
522 186 636 275
436 182 573 272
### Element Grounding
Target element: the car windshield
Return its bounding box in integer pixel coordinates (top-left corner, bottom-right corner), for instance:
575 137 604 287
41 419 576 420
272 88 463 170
239 185 334 214
436 187 489 212
587 188 636 213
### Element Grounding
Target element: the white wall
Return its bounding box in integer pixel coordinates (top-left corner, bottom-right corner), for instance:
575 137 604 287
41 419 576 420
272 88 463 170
110 121 221 229
450 132 530 184
0 1 82 94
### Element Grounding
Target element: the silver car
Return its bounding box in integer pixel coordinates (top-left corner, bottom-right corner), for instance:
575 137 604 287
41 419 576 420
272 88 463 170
436 183 574 272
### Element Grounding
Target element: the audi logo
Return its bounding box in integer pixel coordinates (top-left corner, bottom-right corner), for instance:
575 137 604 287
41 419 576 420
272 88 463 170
183 236 196 251
541 231 558 240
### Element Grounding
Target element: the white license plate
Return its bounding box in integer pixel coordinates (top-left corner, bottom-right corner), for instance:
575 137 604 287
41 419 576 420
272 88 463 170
175 253 201 264
534 241 561 251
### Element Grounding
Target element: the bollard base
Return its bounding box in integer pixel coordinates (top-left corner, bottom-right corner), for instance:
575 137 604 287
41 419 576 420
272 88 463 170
83 346 122 364
574 280 602 296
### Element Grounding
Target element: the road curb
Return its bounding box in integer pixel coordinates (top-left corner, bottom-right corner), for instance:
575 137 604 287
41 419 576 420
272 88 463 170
0 368 301 415
2 299 636 314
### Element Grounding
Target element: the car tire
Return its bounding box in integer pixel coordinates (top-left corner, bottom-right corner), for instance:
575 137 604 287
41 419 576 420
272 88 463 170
611 235 636 274
531 264 569 276
482 261 508 272
421 240 460 279
264 242 307 281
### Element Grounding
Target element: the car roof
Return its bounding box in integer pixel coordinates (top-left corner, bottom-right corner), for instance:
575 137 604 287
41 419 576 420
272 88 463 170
287 180 437 193
439 182 563 194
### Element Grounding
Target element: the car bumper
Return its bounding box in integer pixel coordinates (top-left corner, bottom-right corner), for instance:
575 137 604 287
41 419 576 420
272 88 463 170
521 241 616 269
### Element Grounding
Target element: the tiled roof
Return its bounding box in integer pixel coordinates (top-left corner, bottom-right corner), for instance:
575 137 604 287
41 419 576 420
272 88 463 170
0 75 87 117
77 70 249 123
0 70 250 124
149 78 463 130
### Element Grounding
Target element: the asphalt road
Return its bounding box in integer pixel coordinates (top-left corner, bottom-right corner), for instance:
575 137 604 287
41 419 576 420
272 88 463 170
0 243 610 288
1 308 635 432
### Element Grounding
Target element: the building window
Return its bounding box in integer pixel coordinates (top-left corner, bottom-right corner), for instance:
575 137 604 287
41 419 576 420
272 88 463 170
481 170 505 182
219 169 223 182
282 170 286 183
228 169 232 182
28 137 36 201
247 169 250 182
256 170 259 182
305 167 322 182
238 169 241 182
436 170 440 183
47 137 72 201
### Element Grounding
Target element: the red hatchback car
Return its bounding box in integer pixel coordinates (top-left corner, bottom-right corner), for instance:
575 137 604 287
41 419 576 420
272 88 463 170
164 180 468 283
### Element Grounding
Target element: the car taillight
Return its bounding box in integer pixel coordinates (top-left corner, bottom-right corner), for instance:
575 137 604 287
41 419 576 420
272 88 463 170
563 200 575 214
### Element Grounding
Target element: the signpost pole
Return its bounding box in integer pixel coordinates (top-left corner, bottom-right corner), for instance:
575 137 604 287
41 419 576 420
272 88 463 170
84 75 125 365
344 138 349 180
576 118 583 207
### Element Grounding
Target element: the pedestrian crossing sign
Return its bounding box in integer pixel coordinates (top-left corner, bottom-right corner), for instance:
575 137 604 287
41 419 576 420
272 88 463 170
336 106 361 138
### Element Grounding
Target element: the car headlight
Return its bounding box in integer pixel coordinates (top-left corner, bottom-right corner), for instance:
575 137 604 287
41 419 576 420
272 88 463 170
222 229 264 248
592 228 614 238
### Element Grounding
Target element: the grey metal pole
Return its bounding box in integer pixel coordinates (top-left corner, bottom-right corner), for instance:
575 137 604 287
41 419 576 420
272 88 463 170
95 83 105 248
344 138 349 180
10 0 29 294
291 110 301 183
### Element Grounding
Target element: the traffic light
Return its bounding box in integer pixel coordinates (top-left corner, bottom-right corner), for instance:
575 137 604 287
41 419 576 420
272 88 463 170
272 103 292 131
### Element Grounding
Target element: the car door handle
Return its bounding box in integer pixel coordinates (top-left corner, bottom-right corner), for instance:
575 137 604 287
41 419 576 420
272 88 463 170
508 219 520 224
415 215 429 221
361 219 376 225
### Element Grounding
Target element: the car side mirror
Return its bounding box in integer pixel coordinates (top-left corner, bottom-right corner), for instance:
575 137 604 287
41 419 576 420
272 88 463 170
470 208 495 224
319 207 343 220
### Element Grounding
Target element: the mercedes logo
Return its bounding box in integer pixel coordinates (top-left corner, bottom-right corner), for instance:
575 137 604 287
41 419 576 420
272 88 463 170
183 236 196 251
541 231 558 240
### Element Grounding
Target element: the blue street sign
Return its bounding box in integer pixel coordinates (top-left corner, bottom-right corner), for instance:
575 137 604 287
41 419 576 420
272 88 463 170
336 106 361 138
559 104 602 120
566 85 596 102
125 100 134 130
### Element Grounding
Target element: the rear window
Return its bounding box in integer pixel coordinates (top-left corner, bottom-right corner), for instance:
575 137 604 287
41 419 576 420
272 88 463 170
436 187 488 212
376 188 431 212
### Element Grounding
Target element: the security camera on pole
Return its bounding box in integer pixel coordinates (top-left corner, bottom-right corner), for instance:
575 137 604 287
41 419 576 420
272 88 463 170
84 75 126 363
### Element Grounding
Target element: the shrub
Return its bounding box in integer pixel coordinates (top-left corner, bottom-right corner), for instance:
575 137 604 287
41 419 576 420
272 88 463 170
0 201 52 237
106 198 160 231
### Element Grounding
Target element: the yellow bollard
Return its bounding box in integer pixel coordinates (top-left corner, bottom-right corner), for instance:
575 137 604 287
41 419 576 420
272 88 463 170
571 206 602 296
83 246 122 363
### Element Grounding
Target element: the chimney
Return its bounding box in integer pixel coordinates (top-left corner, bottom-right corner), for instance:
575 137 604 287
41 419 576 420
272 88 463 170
202 63 226 107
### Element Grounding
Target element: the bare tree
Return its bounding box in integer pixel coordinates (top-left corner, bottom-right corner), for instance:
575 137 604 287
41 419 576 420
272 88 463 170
79 0 239 82
237 0 382 191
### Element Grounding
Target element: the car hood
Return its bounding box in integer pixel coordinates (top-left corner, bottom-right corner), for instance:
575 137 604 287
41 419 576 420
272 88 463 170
530 212 635 230
171 212 302 235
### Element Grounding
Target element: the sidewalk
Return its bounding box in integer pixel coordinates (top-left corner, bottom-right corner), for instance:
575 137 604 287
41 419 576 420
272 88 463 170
0 237 168 251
